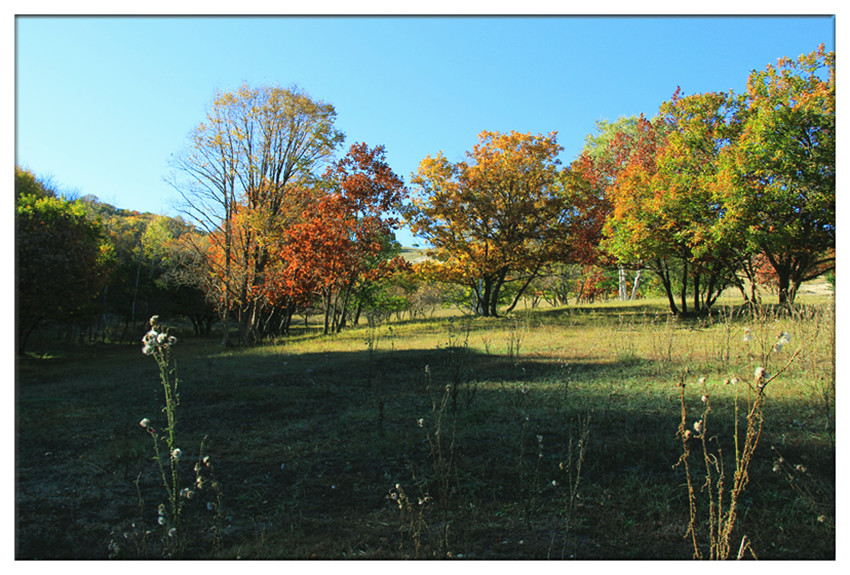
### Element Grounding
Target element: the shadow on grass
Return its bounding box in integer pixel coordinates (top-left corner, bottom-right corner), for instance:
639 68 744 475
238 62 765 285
15 328 835 559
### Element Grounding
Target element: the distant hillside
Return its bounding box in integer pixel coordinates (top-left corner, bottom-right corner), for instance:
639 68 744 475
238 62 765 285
400 247 430 264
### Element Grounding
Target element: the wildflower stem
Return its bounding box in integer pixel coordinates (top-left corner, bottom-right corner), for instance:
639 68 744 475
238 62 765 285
674 373 701 559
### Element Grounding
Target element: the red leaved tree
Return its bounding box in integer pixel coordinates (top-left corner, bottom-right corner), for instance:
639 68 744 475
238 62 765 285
267 143 409 334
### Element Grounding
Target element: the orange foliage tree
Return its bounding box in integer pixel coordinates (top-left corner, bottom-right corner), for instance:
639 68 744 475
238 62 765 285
566 115 664 301
264 143 409 334
169 84 344 344
407 130 573 316
601 89 751 315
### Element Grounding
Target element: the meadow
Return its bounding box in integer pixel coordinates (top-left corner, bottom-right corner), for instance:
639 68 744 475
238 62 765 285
15 294 835 559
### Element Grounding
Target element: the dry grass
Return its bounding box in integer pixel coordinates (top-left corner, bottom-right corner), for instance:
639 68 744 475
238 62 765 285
15 294 835 559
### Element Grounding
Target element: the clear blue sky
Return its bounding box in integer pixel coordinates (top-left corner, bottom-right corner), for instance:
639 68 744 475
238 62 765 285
15 14 835 246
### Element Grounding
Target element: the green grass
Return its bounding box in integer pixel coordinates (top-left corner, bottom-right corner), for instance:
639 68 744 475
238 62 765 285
15 296 835 559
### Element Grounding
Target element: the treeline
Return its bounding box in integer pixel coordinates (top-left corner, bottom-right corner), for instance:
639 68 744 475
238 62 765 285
15 46 834 353
15 168 218 354
407 45 834 316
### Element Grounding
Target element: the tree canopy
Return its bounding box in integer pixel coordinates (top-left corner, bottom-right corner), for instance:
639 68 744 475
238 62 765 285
715 44 835 306
587 46 834 312
407 130 573 316
15 167 114 354
168 83 346 343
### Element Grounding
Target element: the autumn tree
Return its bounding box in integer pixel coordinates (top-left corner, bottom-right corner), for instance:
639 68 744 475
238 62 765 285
78 197 208 339
603 90 746 315
267 143 409 334
168 83 344 344
603 47 833 313
652 88 746 314
15 167 114 354
600 129 672 308
567 115 664 300
407 130 570 316
716 45 835 307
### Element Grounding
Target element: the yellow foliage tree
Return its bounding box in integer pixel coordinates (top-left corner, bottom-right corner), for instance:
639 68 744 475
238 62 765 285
407 130 572 316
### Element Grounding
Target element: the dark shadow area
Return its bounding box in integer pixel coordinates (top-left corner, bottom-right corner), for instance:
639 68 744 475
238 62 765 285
16 323 835 559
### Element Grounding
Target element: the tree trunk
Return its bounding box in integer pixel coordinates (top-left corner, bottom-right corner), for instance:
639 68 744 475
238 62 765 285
219 200 233 347
480 278 493 317
618 267 627 301
322 290 332 335
335 283 354 333
656 259 679 315
777 271 792 308
693 272 701 314
788 277 801 307
220 307 230 346
505 268 541 315
472 279 483 315
765 251 795 308
703 263 723 310
488 269 509 317
239 300 260 345
353 300 363 326
629 269 642 301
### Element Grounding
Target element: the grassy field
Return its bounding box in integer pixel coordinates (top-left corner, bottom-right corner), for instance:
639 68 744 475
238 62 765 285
15 295 836 559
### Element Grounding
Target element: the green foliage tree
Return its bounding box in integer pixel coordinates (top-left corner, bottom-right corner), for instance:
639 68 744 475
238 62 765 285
654 89 746 313
15 167 114 354
80 197 211 339
715 45 835 306
601 90 748 315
